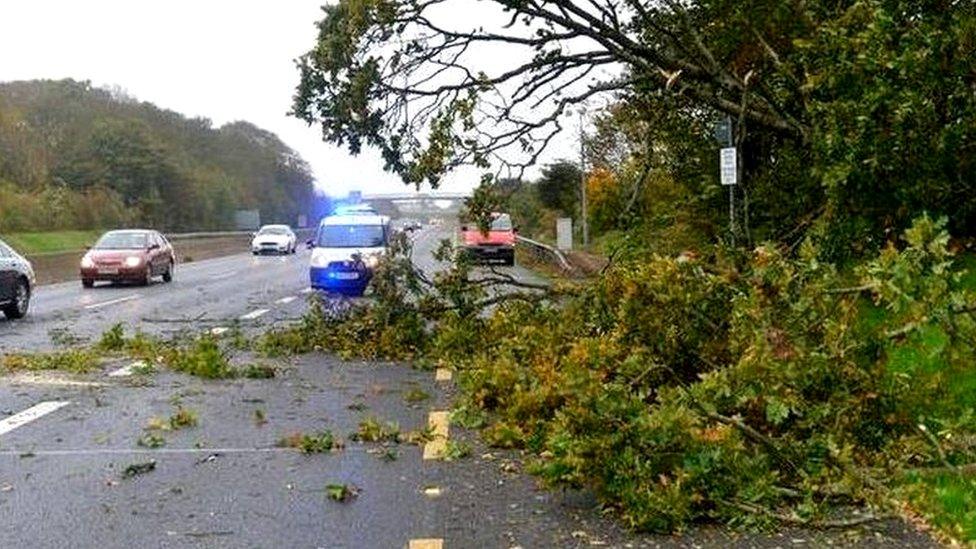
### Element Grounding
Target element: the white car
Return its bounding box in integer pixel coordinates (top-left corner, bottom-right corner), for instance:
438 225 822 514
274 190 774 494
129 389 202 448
251 225 297 255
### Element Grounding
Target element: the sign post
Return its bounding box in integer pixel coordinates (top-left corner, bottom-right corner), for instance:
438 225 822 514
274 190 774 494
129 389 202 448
720 146 737 246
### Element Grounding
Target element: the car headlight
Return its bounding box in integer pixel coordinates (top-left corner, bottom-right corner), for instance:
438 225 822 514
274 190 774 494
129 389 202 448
310 253 330 268
125 256 143 268
80 255 94 268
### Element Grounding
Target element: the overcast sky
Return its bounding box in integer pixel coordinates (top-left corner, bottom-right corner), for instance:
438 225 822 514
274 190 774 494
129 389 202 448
1 1 577 197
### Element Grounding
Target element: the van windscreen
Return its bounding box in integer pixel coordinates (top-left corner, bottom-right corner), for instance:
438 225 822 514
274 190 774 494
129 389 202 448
316 225 385 248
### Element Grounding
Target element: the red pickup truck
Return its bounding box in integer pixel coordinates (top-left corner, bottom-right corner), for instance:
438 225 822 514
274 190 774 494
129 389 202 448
461 213 516 266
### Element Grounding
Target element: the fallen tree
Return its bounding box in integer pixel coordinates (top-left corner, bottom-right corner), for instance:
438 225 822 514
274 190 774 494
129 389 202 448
259 216 976 532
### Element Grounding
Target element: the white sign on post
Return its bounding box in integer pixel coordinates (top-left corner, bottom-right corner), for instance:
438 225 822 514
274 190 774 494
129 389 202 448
556 218 573 251
720 147 737 186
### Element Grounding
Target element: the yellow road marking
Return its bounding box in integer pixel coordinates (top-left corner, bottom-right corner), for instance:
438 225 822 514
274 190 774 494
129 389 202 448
434 368 452 382
422 411 450 460
408 539 443 549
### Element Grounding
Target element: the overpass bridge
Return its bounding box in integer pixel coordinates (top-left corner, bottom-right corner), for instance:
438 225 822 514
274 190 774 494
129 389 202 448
360 190 471 218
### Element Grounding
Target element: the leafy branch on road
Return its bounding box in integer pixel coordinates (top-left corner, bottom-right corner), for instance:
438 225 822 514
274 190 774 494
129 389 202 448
2 325 278 381
256 215 976 534
257 231 573 362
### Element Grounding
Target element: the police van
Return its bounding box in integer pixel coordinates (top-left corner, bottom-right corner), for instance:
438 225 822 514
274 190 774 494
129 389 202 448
309 213 390 295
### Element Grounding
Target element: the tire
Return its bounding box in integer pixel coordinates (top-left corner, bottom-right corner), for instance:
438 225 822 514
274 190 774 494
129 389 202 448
2 279 30 319
162 261 174 283
82 279 94 289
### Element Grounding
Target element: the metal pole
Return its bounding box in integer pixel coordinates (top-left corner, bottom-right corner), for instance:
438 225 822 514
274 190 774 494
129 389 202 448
729 185 735 248
579 110 589 248
729 117 736 247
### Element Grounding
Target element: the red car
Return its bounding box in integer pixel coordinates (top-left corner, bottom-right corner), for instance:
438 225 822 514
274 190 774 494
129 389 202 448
80 230 175 288
460 213 516 266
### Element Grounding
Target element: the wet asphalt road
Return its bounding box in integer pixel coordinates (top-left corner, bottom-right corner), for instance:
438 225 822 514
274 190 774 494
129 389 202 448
0 226 935 548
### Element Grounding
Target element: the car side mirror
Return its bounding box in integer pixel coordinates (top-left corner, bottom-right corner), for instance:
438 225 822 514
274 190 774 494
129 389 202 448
306 239 315 249
460 225 469 232
148 243 161 250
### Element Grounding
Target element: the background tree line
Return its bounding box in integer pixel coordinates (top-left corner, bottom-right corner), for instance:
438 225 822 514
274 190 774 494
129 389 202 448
0 79 315 233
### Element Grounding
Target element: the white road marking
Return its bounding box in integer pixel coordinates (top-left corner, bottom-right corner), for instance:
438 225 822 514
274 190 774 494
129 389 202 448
276 296 297 305
239 309 269 321
5 374 106 388
209 270 238 281
0 446 381 457
301 288 314 295
0 401 70 436
210 327 229 336
84 294 139 310
108 361 145 377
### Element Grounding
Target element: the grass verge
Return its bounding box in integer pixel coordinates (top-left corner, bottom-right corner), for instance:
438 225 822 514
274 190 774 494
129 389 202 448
0 230 101 255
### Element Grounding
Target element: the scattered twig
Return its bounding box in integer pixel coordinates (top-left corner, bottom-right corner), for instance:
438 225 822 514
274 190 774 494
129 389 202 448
121 460 156 479
916 423 956 472
721 499 889 529
823 283 877 295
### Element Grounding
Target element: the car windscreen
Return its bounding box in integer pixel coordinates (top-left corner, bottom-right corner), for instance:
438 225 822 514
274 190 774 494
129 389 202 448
316 225 385 248
490 215 513 230
259 228 289 235
94 232 148 250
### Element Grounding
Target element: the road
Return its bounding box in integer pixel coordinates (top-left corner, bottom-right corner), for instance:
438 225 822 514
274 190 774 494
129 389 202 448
0 225 931 548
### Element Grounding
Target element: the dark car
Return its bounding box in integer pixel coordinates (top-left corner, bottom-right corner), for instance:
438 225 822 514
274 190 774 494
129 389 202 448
0 238 35 319
80 230 175 288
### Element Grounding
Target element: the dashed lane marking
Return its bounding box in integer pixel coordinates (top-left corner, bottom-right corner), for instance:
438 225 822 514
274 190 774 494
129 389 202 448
422 411 450 460
84 294 139 310
209 270 239 281
5 374 105 388
0 401 70 436
408 540 444 549
239 309 269 321
276 296 297 305
435 369 452 382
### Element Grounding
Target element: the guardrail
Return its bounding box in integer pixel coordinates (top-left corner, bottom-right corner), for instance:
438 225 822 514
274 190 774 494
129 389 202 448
515 235 573 271
166 228 315 241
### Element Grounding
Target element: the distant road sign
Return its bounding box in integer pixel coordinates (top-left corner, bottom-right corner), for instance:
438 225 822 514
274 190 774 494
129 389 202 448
714 117 733 146
720 147 737 186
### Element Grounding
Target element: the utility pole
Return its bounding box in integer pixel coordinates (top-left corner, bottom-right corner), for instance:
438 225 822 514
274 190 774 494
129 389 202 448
578 108 589 248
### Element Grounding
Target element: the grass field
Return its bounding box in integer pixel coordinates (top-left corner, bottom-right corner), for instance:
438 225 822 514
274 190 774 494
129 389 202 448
0 230 101 255
893 253 976 543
